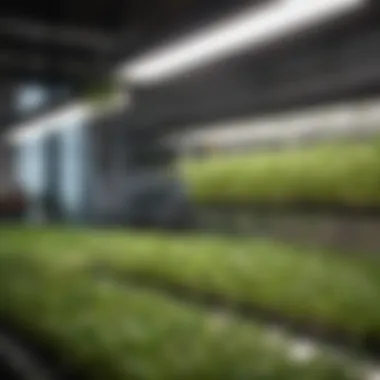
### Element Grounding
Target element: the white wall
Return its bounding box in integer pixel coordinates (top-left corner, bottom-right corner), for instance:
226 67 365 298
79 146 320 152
15 137 45 198
14 120 89 221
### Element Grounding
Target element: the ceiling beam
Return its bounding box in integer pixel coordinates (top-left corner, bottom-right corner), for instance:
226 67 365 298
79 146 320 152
0 17 116 52
0 49 105 76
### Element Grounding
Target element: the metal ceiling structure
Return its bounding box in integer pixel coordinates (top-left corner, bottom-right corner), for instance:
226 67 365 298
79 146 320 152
0 0 264 133
1 0 268 81
0 0 379 139
121 1 380 135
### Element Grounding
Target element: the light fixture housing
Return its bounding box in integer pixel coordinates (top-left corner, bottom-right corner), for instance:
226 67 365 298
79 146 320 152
119 0 367 85
6 91 129 145
172 98 380 153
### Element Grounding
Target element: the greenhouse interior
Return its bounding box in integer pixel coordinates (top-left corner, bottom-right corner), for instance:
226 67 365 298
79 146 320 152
1 0 380 379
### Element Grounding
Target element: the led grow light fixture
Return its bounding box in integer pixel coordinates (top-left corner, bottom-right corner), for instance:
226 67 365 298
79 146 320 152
119 0 366 84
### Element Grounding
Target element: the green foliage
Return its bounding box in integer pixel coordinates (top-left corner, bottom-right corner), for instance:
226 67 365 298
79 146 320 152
0 227 361 379
2 226 380 345
181 141 380 206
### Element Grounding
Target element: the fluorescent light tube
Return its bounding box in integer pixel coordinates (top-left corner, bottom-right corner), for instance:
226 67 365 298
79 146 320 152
6 92 128 144
120 0 366 84
175 97 380 151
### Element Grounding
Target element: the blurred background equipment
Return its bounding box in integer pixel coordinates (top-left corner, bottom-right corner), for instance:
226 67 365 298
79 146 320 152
0 0 378 231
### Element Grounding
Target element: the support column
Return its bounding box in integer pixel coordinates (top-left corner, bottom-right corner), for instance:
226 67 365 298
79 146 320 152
0 142 14 196
42 133 62 221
